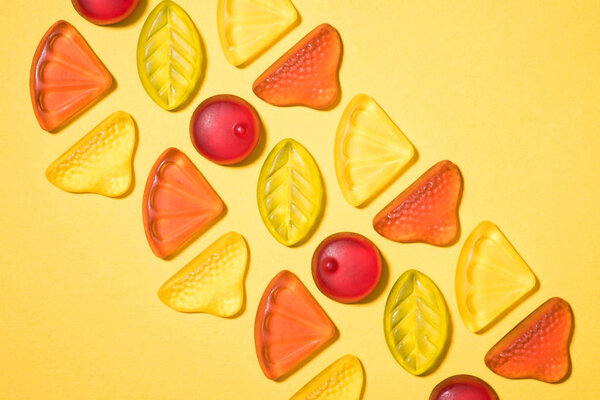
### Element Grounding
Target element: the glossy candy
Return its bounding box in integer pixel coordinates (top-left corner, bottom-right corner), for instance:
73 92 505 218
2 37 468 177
217 0 298 66
142 148 224 258
255 270 336 380
373 160 462 246
72 0 140 25
383 270 449 375
190 95 260 165
429 375 498 400
30 20 112 131
312 232 382 303
485 297 573 383
335 94 415 207
46 111 135 197
456 221 537 332
257 139 323 246
158 232 248 317
253 23 342 109
137 0 203 110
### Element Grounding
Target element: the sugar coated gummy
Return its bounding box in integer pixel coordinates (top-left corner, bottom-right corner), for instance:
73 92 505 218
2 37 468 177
429 375 498 400
72 0 140 25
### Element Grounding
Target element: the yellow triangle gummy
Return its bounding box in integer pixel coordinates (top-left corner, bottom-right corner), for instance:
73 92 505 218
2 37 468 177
335 94 415 207
456 221 537 332
46 111 135 197
158 232 248 317
217 0 298 66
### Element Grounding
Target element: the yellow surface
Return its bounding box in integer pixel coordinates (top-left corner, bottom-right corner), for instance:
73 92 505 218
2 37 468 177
1 1 599 398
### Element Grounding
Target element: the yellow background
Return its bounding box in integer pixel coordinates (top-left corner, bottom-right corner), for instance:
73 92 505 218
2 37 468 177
1 0 599 398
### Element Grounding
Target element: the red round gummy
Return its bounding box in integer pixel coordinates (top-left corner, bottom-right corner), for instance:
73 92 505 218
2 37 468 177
312 233 382 303
71 0 140 25
429 375 498 400
190 95 261 165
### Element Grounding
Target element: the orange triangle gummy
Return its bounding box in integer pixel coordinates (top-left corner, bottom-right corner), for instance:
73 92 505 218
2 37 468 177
255 270 336 380
142 148 224 259
30 21 113 132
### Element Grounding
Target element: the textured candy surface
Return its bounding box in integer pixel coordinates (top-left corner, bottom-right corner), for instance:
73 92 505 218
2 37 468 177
142 148 224 258
456 221 537 332
373 160 462 246
158 232 248 317
290 355 364 400
255 270 335 380
257 139 323 246
72 0 140 25
46 111 135 197
335 94 415 207
383 269 449 375
253 23 341 109
137 0 203 110
429 375 498 400
485 297 573 383
30 20 112 131
217 0 298 66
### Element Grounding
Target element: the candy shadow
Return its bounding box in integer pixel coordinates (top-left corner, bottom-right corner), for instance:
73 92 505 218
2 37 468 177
111 0 149 28
356 251 390 304
115 115 140 199
231 104 267 168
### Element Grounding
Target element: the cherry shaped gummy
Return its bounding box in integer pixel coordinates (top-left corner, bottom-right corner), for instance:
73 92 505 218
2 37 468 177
429 375 498 400
190 95 261 165
312 233 382 303
72 0 140 25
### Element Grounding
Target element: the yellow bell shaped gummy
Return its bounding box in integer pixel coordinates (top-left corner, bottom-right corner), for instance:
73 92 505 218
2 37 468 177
158 232 248 317
456 221 537 332
217 0 298 66
335 94 415 207
290 355 364 400
137 0 204 110
46 111 135 197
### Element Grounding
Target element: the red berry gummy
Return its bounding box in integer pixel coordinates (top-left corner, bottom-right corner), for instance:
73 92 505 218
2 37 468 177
429 375 498 400
72 0 140 25
312 233 382 303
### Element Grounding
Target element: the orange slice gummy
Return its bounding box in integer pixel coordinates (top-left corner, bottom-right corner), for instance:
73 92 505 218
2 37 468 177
142 148 224 258
30 20 112 132
255 270 336 380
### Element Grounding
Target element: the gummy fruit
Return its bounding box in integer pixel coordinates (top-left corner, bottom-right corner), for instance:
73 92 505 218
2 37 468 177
158 232 248 317
72 0 140 25
253 23 342 109
312 232 382 303
142 148 224 258
30 20 112 131
485 297 573 383
373 160 462 246
255 270 335 380
190 95 261 165
429 375 498 400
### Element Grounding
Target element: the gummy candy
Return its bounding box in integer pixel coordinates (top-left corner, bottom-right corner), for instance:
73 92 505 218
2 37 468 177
190 94 261 165
485 297 573 383
46 111 135 197
72 0 140 25
142 148 224 258
137 0 204 110
158 232 248 317
429 375 498 400
30 20 112 131
335 94 415 207
456 221 537 333
255 270 335 380
257 138 323 246
217 0 298 66
383 269 449 375
312 232 382 303
253 23 341 109
373 160 462 246
290 355 364 400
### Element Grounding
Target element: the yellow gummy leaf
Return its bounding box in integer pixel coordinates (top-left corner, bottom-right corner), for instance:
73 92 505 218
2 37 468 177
383 269 449 375
158 232 248 317
137 0 204 110
46 111 135 197
257 138 323 246
335 94 415 207
456 221 537 332
217 0 298 66
290 355 364 400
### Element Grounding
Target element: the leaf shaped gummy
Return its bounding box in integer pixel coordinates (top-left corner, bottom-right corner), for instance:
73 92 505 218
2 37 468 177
46 111 135 197
137 0 204 110
383 269 449 375
257 138 323 246
217 0 298 66
335 94 415 207
158 232 248 317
